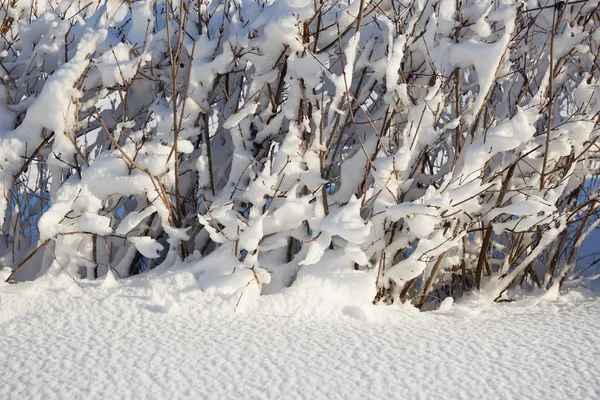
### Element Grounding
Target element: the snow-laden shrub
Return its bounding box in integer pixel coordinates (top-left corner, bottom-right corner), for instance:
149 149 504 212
1 0 599 307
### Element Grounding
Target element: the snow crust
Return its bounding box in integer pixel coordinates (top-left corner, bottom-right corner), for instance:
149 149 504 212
1 273 599 399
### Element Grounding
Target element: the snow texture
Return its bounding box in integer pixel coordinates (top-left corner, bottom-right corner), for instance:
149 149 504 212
1 273 599 399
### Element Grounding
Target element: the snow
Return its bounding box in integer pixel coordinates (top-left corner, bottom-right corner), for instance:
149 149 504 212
115 206 158 236
1 3 600 396
319 195 371 244
1 273 599 399
128 236 164 259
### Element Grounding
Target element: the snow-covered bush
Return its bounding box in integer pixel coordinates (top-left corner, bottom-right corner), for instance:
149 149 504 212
1 0 599 307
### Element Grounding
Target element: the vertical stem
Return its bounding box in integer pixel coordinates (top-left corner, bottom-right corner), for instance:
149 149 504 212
165 0 181 225
475 163 517 289
540 6 557 189
355 0 366 34
452 0 462 170
418 250 448 308
204 113 215 196
92 234 98 279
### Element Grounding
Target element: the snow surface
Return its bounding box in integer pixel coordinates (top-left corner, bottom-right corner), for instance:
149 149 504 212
1 271 599 400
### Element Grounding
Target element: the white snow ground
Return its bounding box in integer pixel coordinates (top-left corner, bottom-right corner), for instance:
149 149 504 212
1 270 599 400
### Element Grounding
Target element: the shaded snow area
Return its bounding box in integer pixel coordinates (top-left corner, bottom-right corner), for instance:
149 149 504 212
1 272 599 400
